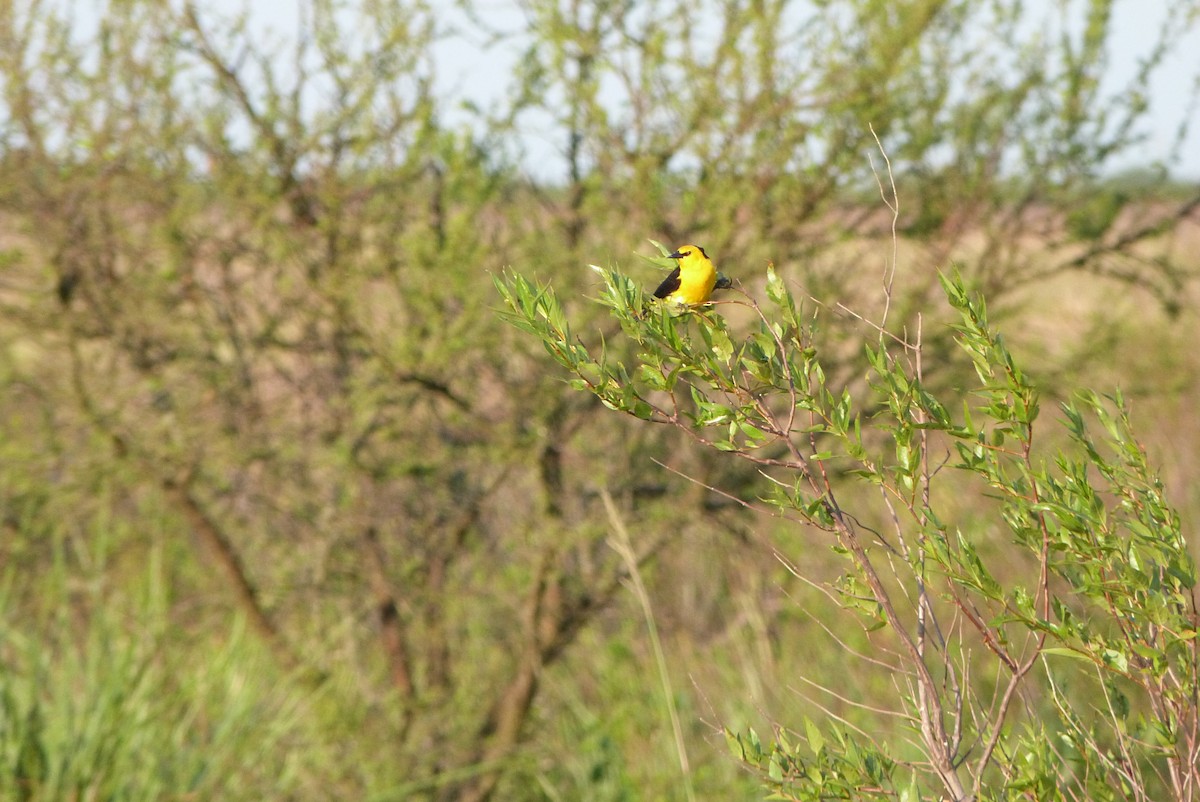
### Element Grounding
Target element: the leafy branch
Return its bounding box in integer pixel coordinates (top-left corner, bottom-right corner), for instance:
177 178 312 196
497 256 1200 801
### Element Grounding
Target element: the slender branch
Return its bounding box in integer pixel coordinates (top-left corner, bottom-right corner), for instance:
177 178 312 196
361 526 415 702
163 475 295 667
65 337 299 671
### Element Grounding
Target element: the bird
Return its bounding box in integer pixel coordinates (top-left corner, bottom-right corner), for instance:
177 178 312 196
653 244 719 307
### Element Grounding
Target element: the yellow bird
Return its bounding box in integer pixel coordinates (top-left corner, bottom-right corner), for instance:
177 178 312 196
653 244 718 307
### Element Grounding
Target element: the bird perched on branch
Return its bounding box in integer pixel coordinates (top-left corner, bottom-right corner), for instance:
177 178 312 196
653 244 730 307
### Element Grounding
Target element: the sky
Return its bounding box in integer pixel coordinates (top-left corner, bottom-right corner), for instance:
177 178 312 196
1102 2 1200 176
429 0 1200 179
65 0 1200 179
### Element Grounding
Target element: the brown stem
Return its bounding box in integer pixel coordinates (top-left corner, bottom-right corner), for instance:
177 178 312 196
162 476 297 671
454 530 670 802
66 335 297 672
361 526 415 701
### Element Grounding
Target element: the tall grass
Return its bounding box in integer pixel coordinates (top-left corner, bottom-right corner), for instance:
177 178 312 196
0 530 307 801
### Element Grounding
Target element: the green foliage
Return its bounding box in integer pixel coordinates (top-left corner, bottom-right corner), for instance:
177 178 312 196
0 540 301 801
1 0 1200 800
726 724 899 800
498 263 1200 800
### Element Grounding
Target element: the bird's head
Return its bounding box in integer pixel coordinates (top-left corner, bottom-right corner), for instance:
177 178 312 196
668 244 709 260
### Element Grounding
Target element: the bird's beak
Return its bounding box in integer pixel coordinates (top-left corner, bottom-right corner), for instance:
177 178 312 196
667 250 684 259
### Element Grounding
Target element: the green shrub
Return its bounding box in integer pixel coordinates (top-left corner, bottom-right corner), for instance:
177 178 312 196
498 256 1199 800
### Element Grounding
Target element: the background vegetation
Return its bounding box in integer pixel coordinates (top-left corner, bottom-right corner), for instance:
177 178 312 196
1 0 1199 799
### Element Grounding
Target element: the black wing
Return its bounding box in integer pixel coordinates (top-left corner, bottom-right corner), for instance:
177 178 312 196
653 266 682 299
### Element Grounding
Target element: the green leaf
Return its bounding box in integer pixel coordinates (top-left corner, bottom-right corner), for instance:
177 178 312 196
768 752 784 782
766 265 786 305
804 717 825 756
900 773 921 802
1100 648 1129 672
1041 647 1092 662
708 326 734 364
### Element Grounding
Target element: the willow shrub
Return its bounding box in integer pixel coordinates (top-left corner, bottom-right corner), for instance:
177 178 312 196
498 261 1199 801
